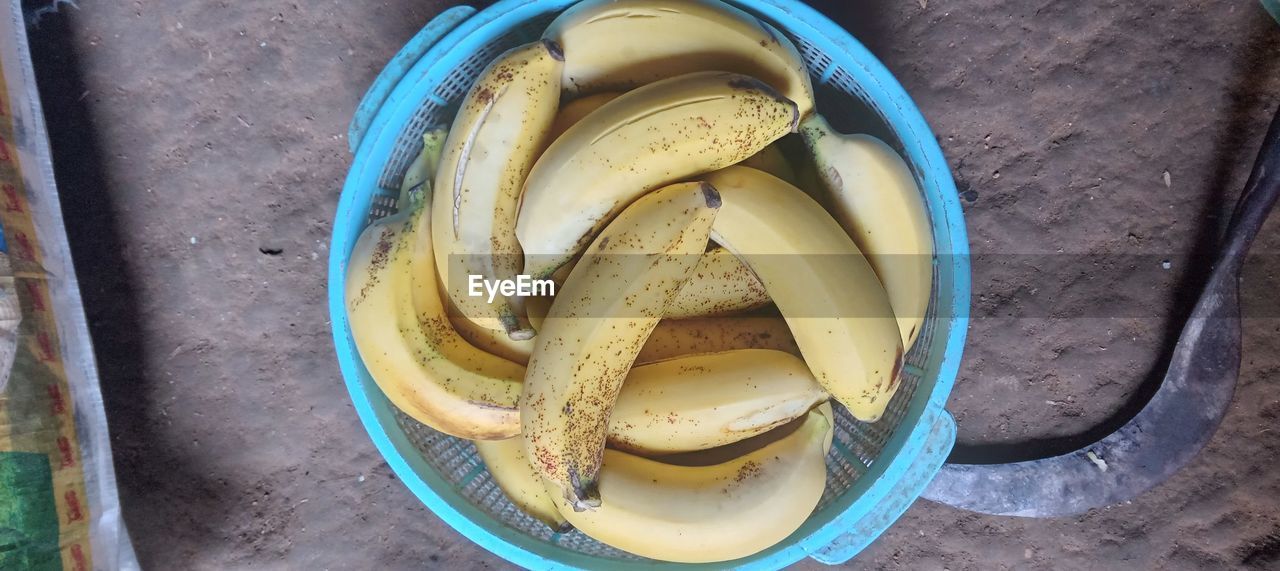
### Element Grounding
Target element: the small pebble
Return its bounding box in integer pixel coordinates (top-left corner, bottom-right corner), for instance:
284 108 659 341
1086 450 1109 472
1161 260 1172 270
358 475 366 483
190 236 197 245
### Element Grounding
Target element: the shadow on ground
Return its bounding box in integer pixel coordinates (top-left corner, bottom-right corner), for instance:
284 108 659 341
26 9 233 565
948 8 1280 463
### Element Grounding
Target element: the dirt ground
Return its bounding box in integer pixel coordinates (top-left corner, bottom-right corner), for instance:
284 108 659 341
22 0 1280 569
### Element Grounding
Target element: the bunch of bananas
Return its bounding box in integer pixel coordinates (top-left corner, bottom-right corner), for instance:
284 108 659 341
345 0 933 563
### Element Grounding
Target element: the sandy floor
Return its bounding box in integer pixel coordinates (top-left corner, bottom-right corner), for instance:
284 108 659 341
24 0 1280 568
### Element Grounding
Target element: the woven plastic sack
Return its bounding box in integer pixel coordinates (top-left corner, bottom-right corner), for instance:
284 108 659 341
0 1 138 569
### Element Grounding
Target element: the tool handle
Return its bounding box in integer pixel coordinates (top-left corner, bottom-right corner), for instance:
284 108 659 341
1218 104 1280 277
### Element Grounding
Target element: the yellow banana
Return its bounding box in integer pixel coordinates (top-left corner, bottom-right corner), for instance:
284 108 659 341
420 131 536 363
449 322 812 455
465 349 820 532
522 182 720 510
547 92 620 142
454 322 814 451
400 128 449 204
778 134 831 207
433 40 563 340
801 115 934 350
527 268 779 357
554 407 832 563
666 246 770 318
545 0 815 117
637 316 800 364
449 311 535 365
740 143 798 186
474 437 570 532
656 401 831 467
346 199 524 440
706 166 904 422
526 82 789 315
523 292 553 334
516 71 797 279
609 349 827 454
815 401 835 451
526 246 769 322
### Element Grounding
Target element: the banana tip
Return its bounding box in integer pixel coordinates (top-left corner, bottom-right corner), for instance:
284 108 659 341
542 38 565 62
570 495 602 513
508 327 536 341
700 182 722 208
568 470 601 512
755 17 780 45
890 345 905 390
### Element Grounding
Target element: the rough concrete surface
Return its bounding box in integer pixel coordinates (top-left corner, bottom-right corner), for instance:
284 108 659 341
23 0 1280 569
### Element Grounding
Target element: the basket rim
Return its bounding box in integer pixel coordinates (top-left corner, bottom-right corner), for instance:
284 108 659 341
327 0 972 568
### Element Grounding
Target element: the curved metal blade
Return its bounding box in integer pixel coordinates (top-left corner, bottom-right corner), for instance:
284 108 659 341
922 298 1239 517
924 103 1280 518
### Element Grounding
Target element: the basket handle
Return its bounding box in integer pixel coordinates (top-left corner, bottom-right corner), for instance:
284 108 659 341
808 408 957 565
1264 0 1280 25
348 6 478 153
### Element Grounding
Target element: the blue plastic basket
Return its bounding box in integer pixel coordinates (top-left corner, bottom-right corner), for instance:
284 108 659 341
330 1 971 568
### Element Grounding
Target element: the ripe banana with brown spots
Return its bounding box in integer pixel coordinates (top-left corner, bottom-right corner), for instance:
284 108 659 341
479 348 825 533
524 245 770 325
543 91 777 321
545 0 815 117
705 166 905 422
637 316 800 364
432 40 563 340
447 313 813 457
523 254 768 326
516 71 797 279
346 188 524 441
666 246 770 318
609 349 827 454
547 91 620 142
522 181 720 511
535 305 802 364
528 297 798 364
801 114 934 351
474 437 570 532
449 308 535 366
554 405 833 563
